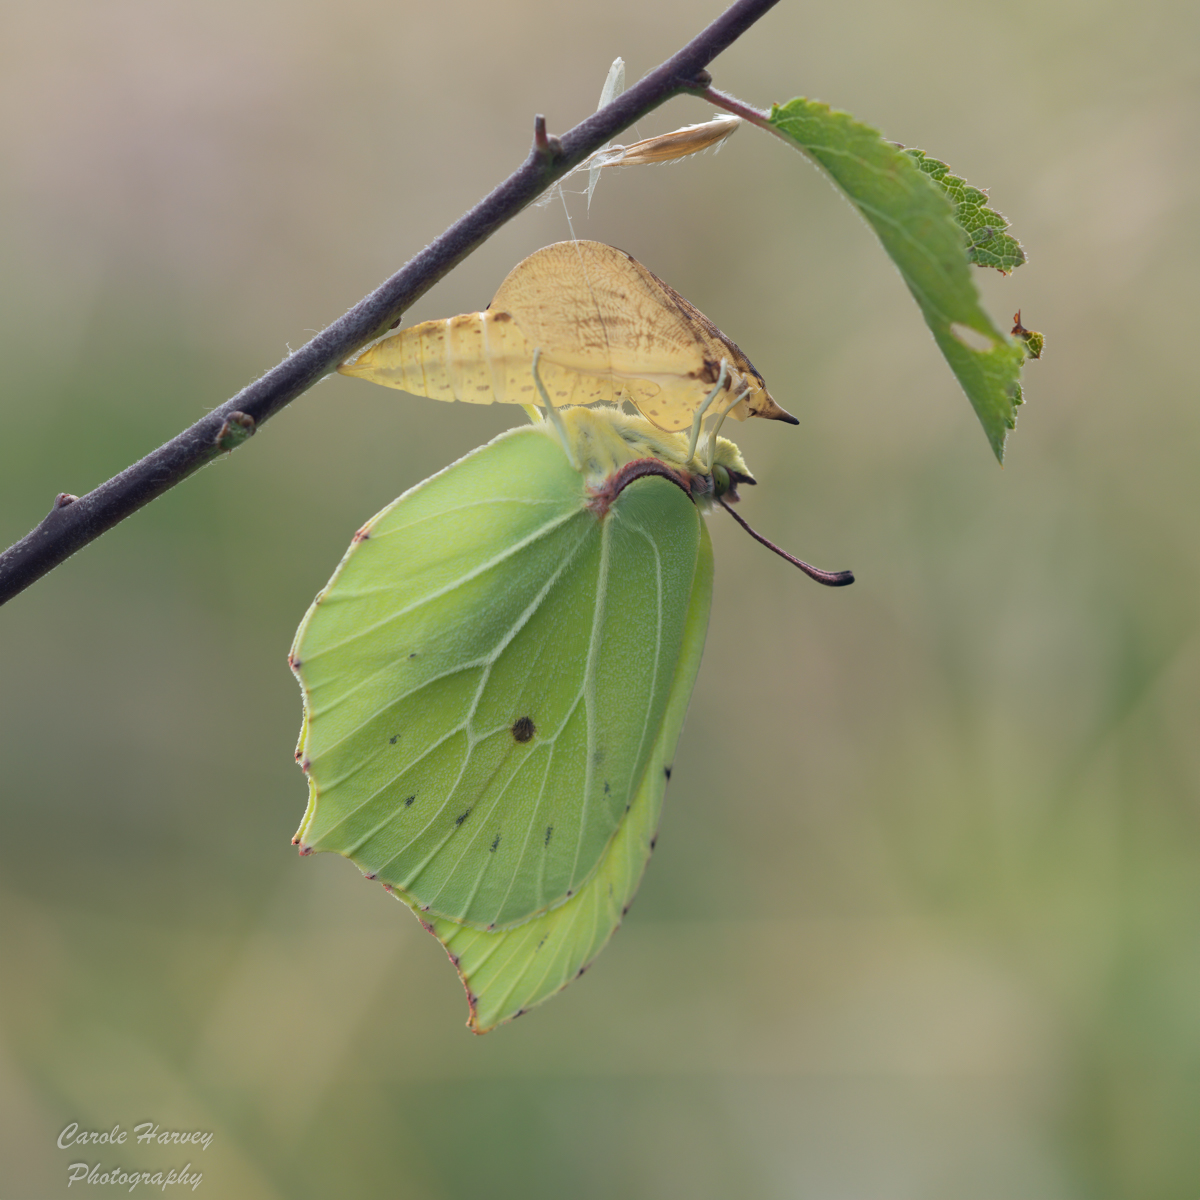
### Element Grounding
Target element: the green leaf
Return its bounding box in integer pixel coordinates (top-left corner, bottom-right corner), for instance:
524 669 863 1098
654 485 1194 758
1011 309 1045 360
768 97 1027 461
903 148 1026 273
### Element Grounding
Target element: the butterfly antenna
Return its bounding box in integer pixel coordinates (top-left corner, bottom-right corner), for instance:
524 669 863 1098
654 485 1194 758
716 497 854 586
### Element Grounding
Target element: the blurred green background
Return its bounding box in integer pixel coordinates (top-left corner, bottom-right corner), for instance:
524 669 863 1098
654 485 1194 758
1 0 1198 1195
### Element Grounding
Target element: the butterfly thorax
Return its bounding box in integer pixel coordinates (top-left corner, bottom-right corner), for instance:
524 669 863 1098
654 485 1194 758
547 405 754 505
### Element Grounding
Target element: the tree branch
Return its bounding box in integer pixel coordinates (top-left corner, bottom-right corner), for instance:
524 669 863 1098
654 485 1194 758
0 0 783 607
697 85 775 131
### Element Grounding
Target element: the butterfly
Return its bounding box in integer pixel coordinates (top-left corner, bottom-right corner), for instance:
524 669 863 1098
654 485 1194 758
292 245 850 1032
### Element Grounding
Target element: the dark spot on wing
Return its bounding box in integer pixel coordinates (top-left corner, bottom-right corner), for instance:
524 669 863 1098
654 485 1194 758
511 716 535 742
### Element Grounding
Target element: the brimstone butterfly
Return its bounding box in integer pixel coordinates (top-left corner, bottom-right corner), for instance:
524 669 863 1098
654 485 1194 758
293 244 850 1032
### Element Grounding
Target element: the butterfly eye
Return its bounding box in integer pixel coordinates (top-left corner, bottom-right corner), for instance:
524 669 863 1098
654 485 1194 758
711 465 756 501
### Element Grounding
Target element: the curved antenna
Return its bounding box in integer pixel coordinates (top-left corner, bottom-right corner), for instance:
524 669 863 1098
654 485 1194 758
717 497 854 587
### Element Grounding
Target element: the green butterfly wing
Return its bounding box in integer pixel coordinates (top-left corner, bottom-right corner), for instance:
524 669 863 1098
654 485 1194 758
418 528 712 1031
292 421 712 1024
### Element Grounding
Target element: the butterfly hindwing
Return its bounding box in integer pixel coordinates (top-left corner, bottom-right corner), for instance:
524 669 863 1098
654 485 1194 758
423 523 713 1031
292 424 705 932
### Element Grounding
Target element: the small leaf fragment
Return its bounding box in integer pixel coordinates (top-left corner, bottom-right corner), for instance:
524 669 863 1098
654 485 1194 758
767 97 1028 462
903 148 1026 273
1011 310 1044 360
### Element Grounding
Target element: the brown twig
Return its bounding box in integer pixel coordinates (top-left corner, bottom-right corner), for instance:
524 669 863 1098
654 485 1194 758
0 0 783 607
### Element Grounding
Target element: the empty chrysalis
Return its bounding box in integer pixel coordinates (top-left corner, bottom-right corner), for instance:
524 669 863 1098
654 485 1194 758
299 244 851 1032
340 240 798 438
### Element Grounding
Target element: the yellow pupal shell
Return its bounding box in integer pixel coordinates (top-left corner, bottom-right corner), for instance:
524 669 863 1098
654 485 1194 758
491 242 778 432
340 311 625 409
339 242 798 433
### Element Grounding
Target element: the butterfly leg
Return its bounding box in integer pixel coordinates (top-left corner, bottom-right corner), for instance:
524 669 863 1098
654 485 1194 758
702 385 750 472
686 359 730 465
531 348 578 469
